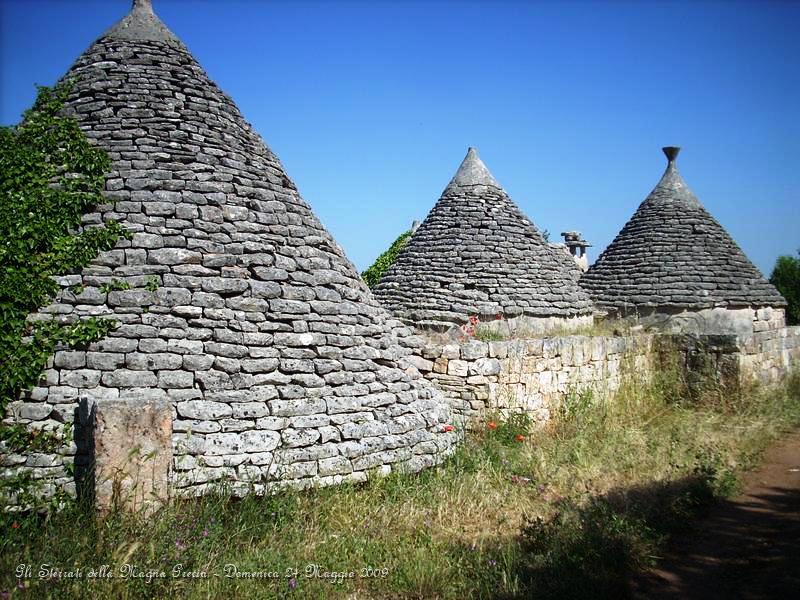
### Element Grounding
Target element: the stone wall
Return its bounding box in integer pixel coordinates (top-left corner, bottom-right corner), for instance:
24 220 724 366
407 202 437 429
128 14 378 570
409 324 799 425
635 306 786 337
673 325 800 386
2 339 458 506
740 325 800 382
409 335 655 422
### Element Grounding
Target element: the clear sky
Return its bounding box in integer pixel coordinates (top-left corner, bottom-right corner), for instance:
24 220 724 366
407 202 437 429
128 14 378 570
1 0 798 276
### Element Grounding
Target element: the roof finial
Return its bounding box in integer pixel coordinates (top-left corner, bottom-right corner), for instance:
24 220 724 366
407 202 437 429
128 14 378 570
446 146 502 190
663 146 681 164
133 0 154 12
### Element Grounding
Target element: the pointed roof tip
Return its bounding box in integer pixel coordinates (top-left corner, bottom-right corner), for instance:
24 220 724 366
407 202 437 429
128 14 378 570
99 0 179 44
133 0 154 12
447 146 502 190
663 146 681 163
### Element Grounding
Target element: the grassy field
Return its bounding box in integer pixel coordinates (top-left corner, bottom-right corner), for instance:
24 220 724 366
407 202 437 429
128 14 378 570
2 366 799 599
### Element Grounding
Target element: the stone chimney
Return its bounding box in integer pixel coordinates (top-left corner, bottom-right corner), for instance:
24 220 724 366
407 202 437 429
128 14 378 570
561 230 591 272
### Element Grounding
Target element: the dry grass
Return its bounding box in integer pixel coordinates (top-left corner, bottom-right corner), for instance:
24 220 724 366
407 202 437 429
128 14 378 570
2 368 799 599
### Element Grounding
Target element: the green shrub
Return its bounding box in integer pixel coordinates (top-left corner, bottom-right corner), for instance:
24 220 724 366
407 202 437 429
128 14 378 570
361 229 411 288
770 250 800 325
0 83 124 450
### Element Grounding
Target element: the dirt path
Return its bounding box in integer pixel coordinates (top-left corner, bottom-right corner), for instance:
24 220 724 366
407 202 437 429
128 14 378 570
632 431 800 599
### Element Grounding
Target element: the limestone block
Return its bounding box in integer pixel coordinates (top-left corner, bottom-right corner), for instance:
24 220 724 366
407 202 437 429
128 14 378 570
172 419 221 434
270 398 326 417
488 342 509 359
471 357 501 376
281 428 321 448
403 354 434 373
61 369 101 388
93 398 172 514
433 357 449 374
461 342 489 360
176 401 232 420
441 344 460 359
319 456 353 476
16 403 53 421
447 360 469 377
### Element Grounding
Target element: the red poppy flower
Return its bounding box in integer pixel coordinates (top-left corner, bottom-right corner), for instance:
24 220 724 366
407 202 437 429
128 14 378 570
515 434 525 442
495 313 503 321
11 522 19 529
443 425 455 432
487 422 498 430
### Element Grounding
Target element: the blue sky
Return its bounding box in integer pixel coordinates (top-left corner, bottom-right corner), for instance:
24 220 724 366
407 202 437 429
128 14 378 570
1 0 798 275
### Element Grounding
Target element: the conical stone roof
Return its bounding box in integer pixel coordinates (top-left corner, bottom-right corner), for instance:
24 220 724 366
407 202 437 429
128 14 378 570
373 148 594 328
19 0 456 493
580 147 786 313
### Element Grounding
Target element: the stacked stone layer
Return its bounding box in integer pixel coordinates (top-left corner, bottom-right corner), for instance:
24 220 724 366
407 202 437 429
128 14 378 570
412 335 654 420
581 149 786 313
374 148 593 329
1 1 456 500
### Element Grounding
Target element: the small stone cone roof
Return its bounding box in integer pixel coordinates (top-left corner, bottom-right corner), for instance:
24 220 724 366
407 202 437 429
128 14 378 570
28 0 454 483
374 148 594 328
580 147 786 312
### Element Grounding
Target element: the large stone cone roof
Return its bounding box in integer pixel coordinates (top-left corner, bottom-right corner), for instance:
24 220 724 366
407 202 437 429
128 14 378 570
373 148 594 328
581 147 786 312
23 0 456 490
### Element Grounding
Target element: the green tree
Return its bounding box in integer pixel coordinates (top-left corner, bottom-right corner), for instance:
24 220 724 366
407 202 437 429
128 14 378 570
769 250 800 325
0 84 126 439
361 229 412 288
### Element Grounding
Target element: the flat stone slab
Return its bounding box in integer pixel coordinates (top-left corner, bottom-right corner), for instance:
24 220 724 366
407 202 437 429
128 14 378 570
94 398 172 514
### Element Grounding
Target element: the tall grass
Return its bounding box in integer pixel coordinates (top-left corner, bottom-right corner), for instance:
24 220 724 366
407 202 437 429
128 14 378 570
2 368 799 599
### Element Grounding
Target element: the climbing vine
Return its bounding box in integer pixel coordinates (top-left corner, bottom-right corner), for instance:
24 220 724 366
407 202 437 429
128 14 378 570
0 83 126 449
361 229 412 288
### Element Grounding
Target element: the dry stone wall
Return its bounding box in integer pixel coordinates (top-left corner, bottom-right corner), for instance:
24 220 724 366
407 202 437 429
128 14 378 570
740 325 800 382
410 335 655 422
409 324 799 425
673 323 800 386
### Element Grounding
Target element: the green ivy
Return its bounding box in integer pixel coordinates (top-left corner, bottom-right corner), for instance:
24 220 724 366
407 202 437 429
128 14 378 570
361 229 412 288
145 276 160 292
0 83 125 449
99 278 130 294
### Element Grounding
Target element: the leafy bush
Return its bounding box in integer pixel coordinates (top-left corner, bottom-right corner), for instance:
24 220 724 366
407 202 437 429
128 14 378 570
361 229 411 288
770 250 800 325
0 84 124 445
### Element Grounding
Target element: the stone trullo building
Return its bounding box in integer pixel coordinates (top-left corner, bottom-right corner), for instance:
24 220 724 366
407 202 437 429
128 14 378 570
580 147 787 334
373 147 594 333
1 0 457 507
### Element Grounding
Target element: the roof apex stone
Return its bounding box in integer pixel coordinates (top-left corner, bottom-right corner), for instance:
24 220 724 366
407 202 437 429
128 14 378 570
444 147 502 192
101 0 182 45
646 145 700 209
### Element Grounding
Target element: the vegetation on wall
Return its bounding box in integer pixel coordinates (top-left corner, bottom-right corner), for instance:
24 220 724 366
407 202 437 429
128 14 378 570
0 84 126 446
361 229 412 288
770 250 800 325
